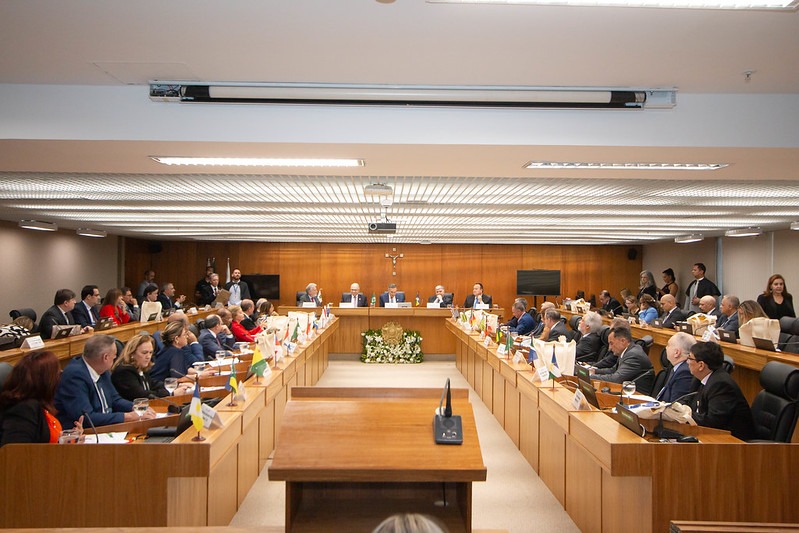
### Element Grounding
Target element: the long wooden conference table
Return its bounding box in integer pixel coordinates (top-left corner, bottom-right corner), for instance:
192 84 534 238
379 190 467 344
446 319 799 533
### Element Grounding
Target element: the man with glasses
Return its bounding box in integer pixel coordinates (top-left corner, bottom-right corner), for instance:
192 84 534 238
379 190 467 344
55 334 155 428
687 341 754 440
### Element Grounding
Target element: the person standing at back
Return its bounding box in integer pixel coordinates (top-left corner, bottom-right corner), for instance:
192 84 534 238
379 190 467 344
684 263 720 314
225 268 251 306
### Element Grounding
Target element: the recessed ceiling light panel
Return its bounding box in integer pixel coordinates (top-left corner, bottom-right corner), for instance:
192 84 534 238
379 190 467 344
725 227 763 238
428 0 799 11
150 156 365 167
18 219 58 231
76 228 108 238
525 161 728 170
674 233 705 244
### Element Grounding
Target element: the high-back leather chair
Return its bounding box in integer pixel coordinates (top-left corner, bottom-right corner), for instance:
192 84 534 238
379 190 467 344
651 348 672 396
0 362 13 389
722 354 735 375
9 308 37 331
296 291 306 306
750 361 799 442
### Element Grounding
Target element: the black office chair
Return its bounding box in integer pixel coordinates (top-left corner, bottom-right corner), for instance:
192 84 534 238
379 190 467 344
722 354 735 375
340 292 364 303
9 308 37 331
0 362 13 389
568 315 582 331
778 317 799 354
750 361 799 442
651 348 672 397
634 335 654 353
595 325 611 361
444 292 454 306
296 291 306 306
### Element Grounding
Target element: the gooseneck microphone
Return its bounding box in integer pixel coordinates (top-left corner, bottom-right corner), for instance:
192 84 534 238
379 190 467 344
444 378 452 418
654 391 699 439
82 410 99 444
434 378 462 445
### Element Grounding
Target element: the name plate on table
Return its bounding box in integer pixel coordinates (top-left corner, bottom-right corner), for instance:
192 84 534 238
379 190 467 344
339 302 354 308
385 302 399 308
475 303 490 310
21 335 45 350
536 366 551 383
427 302 442 308
301 301 317 308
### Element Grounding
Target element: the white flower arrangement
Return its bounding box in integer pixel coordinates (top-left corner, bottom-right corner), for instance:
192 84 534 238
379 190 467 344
360 329 423 364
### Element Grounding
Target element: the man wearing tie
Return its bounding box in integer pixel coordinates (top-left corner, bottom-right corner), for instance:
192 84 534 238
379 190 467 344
688 341 755 440
717 295 740 337
379 284 405 307
39 288 89 339
198 314 236 359
224 268 251 306
590 327 655 395
298 283 321 306
55 335 155 428
427 285 452 307
684 263 721 313
464 283 492 308
659 294 687 329
343 283 367 307
71 285 101 329
655 332 697 402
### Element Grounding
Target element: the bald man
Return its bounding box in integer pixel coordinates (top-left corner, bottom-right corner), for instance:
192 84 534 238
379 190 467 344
660 294 687 329
698 295 721 318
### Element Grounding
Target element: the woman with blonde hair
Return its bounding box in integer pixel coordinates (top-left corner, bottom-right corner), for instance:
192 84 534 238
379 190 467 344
637 270 658 300
112 333 191 400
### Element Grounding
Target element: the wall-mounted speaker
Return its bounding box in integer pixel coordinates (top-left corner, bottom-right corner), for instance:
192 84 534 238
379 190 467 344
627 248 638 260
148 241 163 254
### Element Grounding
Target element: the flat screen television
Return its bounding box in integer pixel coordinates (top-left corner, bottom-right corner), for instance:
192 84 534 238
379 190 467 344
516 269 561 296
241 274 280 301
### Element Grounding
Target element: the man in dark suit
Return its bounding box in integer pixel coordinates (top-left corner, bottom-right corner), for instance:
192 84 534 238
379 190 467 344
39 288 88 339
598 290 624 316
224 268 251 306
508 301 535 335
699 295 721 319
717 295 740 337
71 284 101 329
575 311 604 363
539 308 571 342
591 327 655 395
655 332 697 402
342 283 368 307
659 294 687 329
239 300 258 329
55 335 155 428
158 282 186 310
684 262 721 313
197 314 236 360
464 282 492 308
379 284 405 306
427 285 453 307
688 341 755 440
298 282 321 306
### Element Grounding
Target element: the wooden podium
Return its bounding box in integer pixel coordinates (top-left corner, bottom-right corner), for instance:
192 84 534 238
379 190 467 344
269 387 487 532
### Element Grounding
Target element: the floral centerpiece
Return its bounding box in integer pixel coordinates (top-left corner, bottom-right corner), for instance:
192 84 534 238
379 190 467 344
361 322 423 364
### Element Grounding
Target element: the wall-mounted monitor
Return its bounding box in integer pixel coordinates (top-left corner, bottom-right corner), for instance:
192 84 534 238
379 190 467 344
241 274 280 301
516 269 561 296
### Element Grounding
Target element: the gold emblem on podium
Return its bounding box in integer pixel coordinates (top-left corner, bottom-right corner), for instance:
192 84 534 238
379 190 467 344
381 322 404 345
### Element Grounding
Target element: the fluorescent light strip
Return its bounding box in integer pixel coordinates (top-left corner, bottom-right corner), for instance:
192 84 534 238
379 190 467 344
725 227 763 237
674 233 705 244
18 219 57 232
150 156 364 168
525 161 728 170
428 0 798 10
76 228 107 238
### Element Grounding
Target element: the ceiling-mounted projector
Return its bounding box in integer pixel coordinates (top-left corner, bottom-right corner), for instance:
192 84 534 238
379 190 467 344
364 183 393 197
368 222 397 234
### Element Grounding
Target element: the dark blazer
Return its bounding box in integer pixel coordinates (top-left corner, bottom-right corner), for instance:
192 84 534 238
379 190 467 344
717 311 740 336
510 313 535 335
544 321 571 342
685 278 721 302
198 328 236 360
427 294 453 307
224 280 251 303
71 301 99 328
691 369 756 440
655 361 696 402
196 283 216 306
38 304 74 339
602 298 624 316
0 399 50 446
298 293 321 306
379 292 406 307
637 285 658 300
111 364 169 401
150 344 203 383
592 344 654 394
55 356 132 428
661 307 687 329
157 293 181 310
464 294 493 308
342 293 368 307
576 332 603 363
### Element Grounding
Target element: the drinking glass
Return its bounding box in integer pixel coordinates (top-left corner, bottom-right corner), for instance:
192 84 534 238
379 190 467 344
133 398 149 420
164 377 178 396
215 350 226 374
622 381 636 406
58 428 81 444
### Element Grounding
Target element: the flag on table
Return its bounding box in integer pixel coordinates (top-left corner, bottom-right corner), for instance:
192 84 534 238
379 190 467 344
290 320 299 342
306 316 311 336
469 310 476 327
495 328 501 344
505 330 513 354
549 347 562 378
250 345 267 377
225 364 238 394
189 381 204 432
370 293 376 307
527 346 538 365
460 311 467 322
415 292 421 307
479 314 486 332
282 324 290 344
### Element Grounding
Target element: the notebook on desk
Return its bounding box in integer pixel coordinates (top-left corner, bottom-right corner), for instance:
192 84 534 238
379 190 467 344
677 322 693 335
615 403 647 438
95 317 115 331
752 337 777 351
717 329 736 343
51 324 80 339
651 318 664 328
578 379 601 410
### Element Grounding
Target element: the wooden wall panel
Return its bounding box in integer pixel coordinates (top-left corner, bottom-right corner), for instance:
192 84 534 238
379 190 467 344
124 239 642 311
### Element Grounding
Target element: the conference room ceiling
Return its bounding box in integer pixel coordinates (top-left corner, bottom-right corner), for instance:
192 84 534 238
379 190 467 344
1 1 798 245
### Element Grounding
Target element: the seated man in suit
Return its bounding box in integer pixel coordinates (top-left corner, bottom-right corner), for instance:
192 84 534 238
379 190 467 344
507 301 535 335
121 286 140 322
591 318 632 370
158 282 186 310
590 327 654 395
198 313 236 360
239 300 258 329
342 282 368 307
224 268 251 306
39 288 88 339
529 301 555 337
598 290 623 316
427 285 453 307
55 334 156 428
698 295 721 319
538 308 571 342
503 298 528 329
71 284 101 329
687 341 755 440
655 332 697 402
379 283 405 306
717 294 740 337
298 283 321 306
464 282 492 308
659 294 687 329
575 311 604 363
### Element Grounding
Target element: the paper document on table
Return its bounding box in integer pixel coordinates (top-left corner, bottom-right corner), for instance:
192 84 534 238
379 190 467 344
83 432 129 444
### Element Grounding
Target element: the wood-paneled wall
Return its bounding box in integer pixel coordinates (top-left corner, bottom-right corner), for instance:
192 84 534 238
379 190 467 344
125 239 642 311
